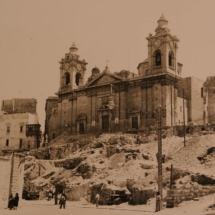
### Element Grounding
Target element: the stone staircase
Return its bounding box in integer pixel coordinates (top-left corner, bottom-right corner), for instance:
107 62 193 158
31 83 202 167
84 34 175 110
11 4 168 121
46 133 96 160
11 154 25 194
47 131 69 147
48 132 96 148
11 155 19 194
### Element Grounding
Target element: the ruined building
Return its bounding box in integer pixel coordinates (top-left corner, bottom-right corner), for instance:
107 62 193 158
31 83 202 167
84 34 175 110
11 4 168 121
45 15 194 141
0 98 41 151
1 98 37 114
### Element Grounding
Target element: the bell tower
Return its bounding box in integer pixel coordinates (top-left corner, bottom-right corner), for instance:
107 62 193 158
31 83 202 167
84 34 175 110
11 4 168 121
58 43 88 93
146 15 181 77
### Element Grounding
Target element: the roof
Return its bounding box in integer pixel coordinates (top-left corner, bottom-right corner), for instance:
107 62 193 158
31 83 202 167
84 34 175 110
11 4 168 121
137 58 148 69
85 68 122 87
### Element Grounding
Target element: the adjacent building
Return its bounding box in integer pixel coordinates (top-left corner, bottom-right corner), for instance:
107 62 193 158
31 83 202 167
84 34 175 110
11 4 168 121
0 113 40 151
203 77 215 125
178 77 205 125
0 98 41 151
1 98 37 114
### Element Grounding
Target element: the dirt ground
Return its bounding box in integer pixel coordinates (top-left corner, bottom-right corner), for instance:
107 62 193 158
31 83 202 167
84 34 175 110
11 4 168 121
1 194 215 215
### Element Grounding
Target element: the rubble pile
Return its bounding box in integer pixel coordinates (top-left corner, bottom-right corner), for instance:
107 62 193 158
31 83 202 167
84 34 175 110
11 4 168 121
170 134 215 174
24 133 215 206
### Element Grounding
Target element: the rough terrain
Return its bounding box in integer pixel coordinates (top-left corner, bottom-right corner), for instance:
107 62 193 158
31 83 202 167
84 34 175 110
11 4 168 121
25 131 215 206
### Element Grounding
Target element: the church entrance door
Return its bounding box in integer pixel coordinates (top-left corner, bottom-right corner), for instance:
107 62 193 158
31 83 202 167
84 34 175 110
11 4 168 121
132 116 138 129
79 123 85 134
102 115 109 132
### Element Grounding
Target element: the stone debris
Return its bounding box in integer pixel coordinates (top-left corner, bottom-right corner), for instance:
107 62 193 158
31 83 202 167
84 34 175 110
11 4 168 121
24 133 215 206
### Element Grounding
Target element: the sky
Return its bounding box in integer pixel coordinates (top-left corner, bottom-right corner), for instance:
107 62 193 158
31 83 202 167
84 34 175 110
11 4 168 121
0 0 215 131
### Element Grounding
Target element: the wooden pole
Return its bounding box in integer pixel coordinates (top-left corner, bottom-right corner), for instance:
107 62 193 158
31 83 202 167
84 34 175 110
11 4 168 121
170 164 173 190
157 106 163 210
9 152 14 197
183 89 186 147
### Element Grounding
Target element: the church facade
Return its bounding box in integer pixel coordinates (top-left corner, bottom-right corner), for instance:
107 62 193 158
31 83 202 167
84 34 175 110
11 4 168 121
45 15 190 141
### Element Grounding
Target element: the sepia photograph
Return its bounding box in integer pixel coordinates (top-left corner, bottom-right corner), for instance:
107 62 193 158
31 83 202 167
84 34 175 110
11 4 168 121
0 0 215 214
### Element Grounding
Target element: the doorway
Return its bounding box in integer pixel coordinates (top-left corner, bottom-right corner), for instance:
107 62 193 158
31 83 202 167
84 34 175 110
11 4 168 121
132 116 138 129
19 139 23 149
102 115 109 132
79 122 85 134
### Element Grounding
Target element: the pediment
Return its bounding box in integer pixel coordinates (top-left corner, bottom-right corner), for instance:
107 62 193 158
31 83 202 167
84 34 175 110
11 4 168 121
128 108 141 114
86 73 122 87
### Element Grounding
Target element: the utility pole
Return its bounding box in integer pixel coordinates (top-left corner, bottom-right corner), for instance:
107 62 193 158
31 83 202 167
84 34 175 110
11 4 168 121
183 89 186 147
9 151 14 197
170 164 173 190
157 106 163 210
39 161 41 176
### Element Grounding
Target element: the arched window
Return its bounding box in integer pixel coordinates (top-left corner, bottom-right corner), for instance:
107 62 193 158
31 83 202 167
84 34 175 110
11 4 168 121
169 51 174 67
65 72 70 85
154 50 161 66
75 72 81 86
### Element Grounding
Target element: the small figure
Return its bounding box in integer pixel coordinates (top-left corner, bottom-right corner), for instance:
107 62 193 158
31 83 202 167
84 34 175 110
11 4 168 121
156 153 159 162
162 154 166 163
8 194 14 210
95 193 100 207
59 194 66 209
48 191 52 201
155 191 161 212
13 193 19 210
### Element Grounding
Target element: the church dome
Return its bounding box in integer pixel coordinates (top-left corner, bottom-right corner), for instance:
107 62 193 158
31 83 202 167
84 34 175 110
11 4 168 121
155 14 170 34
92 66 100 75
69 42 78 53
158 14 168 24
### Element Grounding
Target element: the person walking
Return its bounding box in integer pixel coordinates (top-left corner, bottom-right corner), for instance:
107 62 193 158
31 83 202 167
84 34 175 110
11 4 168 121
48 191 52 201
95 193 100 207
59 195 66 209
13 193 19 210
155 191 161 212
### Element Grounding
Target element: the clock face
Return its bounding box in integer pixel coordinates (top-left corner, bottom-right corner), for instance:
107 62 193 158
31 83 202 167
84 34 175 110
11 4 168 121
77 63 81 71
64 63 70 71
154 39 161 47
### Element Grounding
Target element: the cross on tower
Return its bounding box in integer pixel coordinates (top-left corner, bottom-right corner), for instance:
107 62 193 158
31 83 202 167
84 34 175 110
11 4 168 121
105 59 109 67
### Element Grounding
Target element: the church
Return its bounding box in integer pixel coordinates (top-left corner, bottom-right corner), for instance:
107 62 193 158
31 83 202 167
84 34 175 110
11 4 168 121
45 15 206 142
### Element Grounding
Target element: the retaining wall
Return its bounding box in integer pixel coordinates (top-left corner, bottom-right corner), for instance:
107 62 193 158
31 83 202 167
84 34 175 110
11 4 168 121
166 186 215 208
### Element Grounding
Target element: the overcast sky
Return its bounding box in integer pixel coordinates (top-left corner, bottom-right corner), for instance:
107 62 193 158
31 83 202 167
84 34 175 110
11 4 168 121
0 0 215 131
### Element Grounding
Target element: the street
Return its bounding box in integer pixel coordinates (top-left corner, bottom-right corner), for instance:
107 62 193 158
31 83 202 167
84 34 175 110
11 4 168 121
0 199 155 215
1 195 215 215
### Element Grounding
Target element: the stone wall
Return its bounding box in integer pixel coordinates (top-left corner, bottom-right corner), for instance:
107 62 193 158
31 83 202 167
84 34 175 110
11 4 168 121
178 77 204 125
44 97 59 142
65 183 90 201
190 77 204 125
1 98 37 114
0 153 24 209
166 186 215 208
0 155 11 209
204 76 215 124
